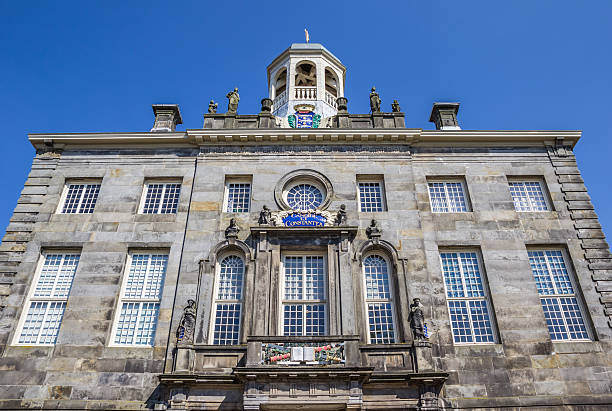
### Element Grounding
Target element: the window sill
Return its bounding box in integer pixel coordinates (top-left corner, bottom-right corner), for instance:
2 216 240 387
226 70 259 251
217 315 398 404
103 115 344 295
551 340 600 354
134 214 178 223
453 343 504 355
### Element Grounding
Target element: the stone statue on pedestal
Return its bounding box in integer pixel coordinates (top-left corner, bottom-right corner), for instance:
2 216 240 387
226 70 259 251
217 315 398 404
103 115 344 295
391 100 401 112
208 100 218 114
226 88 240 114
258 205 272 225
176 299 197 345
370 87 381 113
366 219 382 239
409 298 427 340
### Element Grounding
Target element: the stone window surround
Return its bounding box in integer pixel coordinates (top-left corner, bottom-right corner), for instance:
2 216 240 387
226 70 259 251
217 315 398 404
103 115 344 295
274 169 334 211
138 178 182 215
356 175 387 213
223 175 253 213
507 176 554 212
55 178 103 214
12 248 82 346
426 176 472 213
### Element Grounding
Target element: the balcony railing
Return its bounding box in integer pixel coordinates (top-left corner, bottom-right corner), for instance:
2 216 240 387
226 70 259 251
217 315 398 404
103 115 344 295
325 91 337 108
295 86 317 100
273 90 287 110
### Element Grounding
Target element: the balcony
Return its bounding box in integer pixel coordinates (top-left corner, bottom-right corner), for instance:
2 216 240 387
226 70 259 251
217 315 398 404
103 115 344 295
325 91 337 109
295 86 317 100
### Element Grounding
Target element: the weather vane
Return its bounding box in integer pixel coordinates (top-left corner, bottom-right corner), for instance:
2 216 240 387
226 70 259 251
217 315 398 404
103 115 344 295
305 28 309 43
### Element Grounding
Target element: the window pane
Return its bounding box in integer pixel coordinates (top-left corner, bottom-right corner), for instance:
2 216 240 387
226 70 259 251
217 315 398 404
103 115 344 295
364 255 390 299
429 182 467 213
284 256 303 300
367 302 394 344
283 304 303 336
448 300 473 343
286 184 323 211
560 297 588 340
541 297 568 341
160 183 181 214
358 182 383 212
440 253 464 298
459 252 484 298
446 182 468 212
217 256 244 300
528 251 556 295
469 300 495 343
19 301 66 345
509 181 548 212
62 184 100 214
305 304 325 336
213 303 242 345
304 256 325 300
135 302 160 345
226 183 251 212
79 184 101 214
142 184 163 214
428 182 448 213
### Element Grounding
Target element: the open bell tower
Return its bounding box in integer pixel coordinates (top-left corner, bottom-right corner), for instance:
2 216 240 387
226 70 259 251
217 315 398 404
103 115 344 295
267 43 346 120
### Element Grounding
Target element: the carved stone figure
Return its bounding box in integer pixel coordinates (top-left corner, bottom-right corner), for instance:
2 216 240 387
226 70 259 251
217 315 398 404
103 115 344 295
366 219 382 239
176 299 197 344
391 100 401 113
225 218 240 238
409 298 427 340
369 87 381 113
226 88 240 114
334 204 347 226
208 100 218 114
258 205 272 225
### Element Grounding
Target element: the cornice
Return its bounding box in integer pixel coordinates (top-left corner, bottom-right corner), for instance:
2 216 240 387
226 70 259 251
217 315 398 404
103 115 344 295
28 129 581 149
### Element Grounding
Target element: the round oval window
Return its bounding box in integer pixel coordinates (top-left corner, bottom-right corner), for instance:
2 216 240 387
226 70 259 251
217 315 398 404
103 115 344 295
286 183 323 211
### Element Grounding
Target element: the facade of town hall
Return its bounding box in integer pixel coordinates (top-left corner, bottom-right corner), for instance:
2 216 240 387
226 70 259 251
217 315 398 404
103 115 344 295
0 43 611 410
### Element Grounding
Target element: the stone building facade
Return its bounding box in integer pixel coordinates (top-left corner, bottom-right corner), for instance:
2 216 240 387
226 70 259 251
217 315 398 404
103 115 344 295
0 43 611 410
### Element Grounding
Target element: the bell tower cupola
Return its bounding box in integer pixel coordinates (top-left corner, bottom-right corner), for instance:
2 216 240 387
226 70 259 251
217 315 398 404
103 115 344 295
267 43 346 119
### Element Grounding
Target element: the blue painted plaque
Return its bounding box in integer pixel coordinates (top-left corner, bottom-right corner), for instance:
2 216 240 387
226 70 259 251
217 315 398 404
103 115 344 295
282 213 327 227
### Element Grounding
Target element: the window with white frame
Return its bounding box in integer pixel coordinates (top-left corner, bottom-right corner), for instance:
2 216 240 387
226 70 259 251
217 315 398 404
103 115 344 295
59 182 101 214
15 252 80 345
363 254 396 344
358 179 385 212
528 250 589 341
281 255 327 336
210 255 244 345
509 180 550 212
112 253 168 346
440 251 496 344
224 179 252 213
427 180 469 212
140 182 181 214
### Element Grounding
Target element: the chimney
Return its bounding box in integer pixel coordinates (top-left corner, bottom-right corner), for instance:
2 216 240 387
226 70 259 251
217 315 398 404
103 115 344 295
429 102 460 130
151 104 182 132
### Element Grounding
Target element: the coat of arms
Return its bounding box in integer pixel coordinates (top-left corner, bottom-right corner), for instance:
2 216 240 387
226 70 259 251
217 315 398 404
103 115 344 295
288 104 321 128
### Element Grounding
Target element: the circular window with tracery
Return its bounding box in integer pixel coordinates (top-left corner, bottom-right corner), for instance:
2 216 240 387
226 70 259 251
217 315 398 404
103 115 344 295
286 183 323 211
275 169 333 211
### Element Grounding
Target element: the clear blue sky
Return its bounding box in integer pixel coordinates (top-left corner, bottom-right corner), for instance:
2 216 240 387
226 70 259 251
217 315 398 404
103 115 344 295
1 1 611 238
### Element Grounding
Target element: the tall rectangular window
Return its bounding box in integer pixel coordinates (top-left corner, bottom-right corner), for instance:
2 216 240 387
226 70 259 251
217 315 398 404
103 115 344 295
528 250 589 341
358 179 385 212
60 182 101 214
211 255 245 345
428 180 469 212
363 255 396 344
281 255 327 336
15 252 80 345
509 180 550 212
112 253 168 346
140 182 181 214
440 251 495 344
224 178 252 213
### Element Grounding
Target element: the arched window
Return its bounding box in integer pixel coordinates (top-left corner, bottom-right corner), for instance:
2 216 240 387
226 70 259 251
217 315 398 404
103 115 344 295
275 68 287 96
363 255 396 344
324 68 338 97
211 255 244 345
295 61 316 86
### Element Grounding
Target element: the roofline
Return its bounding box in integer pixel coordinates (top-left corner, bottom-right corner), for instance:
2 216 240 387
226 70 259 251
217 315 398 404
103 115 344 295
28 130 581 149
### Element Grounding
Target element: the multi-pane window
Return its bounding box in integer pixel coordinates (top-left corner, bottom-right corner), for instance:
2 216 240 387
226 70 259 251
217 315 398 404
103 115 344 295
440 251 495 344
60 183 101 214
225 182 251 213
140 182 181 214
509 180 549 212
528 250 589 341
363 255 396 344
428 181 469 213
358 181 385 212
16 252 80 345
281 255 326 336
211 255 244 345
112 253 168 346
286 184 324 211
